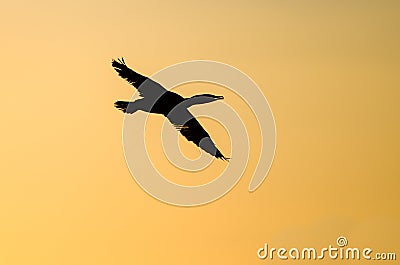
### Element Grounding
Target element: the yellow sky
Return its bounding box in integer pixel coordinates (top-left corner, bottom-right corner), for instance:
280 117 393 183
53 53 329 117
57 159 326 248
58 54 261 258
0 1 399 264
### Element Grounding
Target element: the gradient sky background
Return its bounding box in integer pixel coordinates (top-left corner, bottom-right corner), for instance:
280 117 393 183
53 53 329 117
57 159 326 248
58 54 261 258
1 0 399 264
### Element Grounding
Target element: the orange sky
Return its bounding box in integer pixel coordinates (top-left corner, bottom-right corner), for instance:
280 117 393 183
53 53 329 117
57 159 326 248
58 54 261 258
0 1 399 264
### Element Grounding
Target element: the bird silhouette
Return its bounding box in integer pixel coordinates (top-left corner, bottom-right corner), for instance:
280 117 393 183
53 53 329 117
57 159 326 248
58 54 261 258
113 58 229 161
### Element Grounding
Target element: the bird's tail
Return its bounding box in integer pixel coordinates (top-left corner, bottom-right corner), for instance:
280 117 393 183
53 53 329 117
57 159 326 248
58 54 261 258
114 101 129 113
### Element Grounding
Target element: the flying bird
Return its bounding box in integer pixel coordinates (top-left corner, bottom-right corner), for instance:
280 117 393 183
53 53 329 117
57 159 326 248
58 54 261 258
113 58 229 161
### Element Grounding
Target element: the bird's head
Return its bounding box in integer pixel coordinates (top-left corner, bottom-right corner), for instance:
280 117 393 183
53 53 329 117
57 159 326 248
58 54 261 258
189 94 224 103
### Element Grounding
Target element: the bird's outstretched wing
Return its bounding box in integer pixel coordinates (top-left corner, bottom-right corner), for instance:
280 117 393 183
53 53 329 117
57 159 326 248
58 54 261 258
112 58 166 98
166 109 229 161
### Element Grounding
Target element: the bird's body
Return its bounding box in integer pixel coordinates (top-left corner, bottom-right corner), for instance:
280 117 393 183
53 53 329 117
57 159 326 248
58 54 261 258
150 90 185 114
113 58 229 161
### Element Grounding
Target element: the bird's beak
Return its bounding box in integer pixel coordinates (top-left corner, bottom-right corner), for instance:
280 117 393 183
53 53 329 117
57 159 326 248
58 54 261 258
215 95 224 99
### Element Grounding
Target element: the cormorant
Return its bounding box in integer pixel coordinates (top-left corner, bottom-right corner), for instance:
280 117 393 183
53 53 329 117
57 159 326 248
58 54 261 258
113 58 229 161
